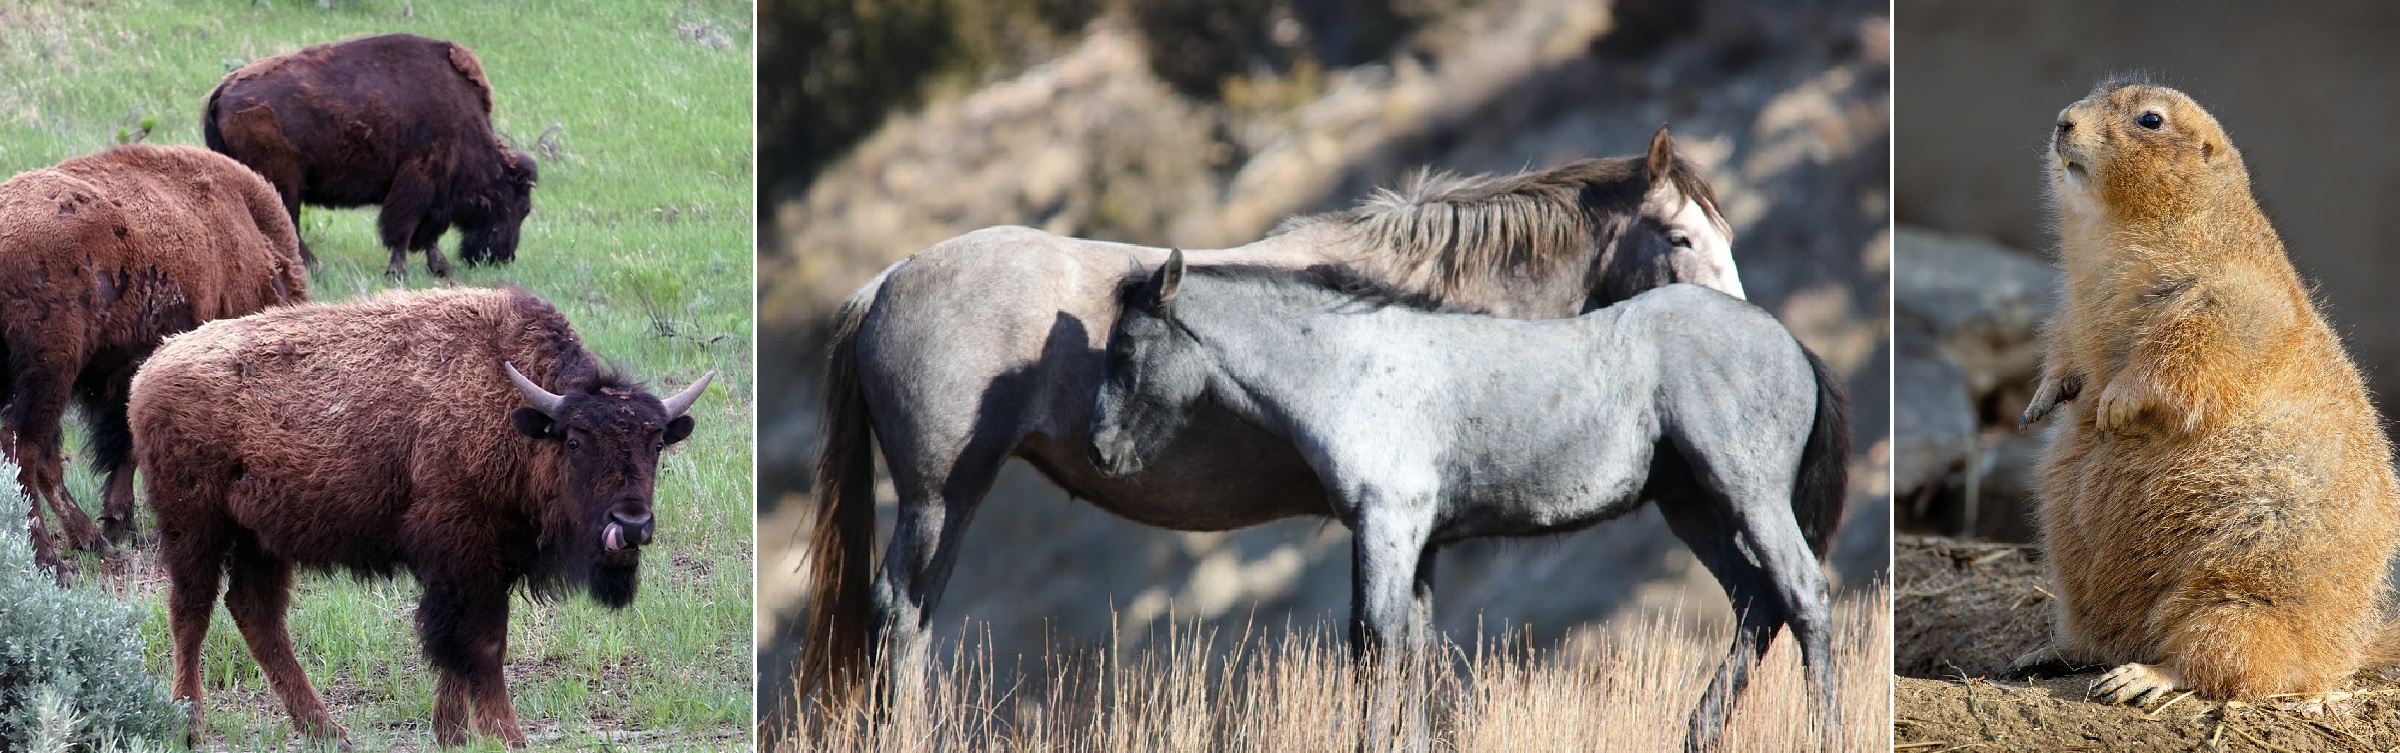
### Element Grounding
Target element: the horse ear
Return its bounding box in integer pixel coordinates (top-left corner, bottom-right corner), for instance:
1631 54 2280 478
1153 248 1185 309
1647 124 1676 183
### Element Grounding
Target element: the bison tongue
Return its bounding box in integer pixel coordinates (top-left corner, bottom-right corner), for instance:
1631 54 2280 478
604 522 626 551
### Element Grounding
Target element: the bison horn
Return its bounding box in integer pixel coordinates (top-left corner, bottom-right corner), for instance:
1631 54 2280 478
503 362 566 416
660 371 715 418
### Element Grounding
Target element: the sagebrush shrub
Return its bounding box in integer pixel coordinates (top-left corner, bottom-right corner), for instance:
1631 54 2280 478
0 471 179 752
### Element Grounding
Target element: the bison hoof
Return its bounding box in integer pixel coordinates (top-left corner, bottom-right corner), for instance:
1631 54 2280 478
99 516 136 546
384 265 410 283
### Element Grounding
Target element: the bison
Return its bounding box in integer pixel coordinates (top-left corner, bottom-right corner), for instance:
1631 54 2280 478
0 144 308 576
131 287 712 748
204 33 538 279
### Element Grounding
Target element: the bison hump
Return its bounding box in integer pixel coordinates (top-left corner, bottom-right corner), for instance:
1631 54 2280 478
445 43 495 115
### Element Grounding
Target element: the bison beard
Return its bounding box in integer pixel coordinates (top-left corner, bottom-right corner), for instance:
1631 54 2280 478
134 288 709 749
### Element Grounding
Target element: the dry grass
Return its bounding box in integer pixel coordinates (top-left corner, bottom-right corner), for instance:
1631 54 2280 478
772 587 1889 751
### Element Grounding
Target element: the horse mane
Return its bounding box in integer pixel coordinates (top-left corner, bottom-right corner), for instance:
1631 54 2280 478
1277 154 1727 309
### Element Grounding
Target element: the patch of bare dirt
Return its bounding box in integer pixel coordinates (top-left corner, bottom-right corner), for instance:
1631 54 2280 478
1894 535 2400 752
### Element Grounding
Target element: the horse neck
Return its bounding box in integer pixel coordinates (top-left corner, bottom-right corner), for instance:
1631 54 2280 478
1187 222 1356 267
1172 278 1354 430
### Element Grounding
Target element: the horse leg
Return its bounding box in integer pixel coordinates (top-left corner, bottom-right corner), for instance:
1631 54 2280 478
1658 483 1837 751
1657 489 1787 752
1348 505 1434 750
869 439 1008 703
223 545 348 745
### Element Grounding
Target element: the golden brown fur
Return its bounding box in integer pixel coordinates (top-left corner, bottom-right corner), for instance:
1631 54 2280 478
2019 81 2400 702
0 144 307 574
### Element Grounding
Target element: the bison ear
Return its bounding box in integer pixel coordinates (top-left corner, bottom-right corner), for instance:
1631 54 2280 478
665 415 695 446
511 407 558 440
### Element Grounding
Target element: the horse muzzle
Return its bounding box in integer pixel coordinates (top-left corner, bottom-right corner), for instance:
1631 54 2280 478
1088 437 1142 478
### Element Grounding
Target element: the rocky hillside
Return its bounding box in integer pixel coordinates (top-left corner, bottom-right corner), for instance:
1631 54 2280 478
757 0 1890 713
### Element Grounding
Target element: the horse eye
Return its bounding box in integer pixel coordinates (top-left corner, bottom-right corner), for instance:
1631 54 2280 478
2138 112 2163 130
1667 229 1694 249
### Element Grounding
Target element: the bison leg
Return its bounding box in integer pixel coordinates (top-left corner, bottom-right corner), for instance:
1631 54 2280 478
96 461 136 544
5 356 104 552
224 548 349 745
81 361 140 545
421 581 526 747
379 164 446 281
163 524 226 748
412 221 454 280
22 503 66 582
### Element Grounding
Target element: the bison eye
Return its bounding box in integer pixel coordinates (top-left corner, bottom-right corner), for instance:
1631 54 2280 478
2138 112 2163 130
566 437 581 452
652 440 665 453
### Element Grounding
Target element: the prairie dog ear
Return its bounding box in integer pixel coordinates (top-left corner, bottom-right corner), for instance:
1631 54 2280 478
1647 124 1676 183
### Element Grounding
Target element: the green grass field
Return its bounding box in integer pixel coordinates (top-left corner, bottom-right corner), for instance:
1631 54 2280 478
2 2 753 750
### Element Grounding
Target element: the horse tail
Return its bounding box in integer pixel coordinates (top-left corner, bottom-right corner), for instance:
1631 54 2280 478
796 275 885 705
1793 344 1851 561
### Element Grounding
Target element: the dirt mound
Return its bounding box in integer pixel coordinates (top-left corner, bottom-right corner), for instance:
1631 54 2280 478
1894 535 2400 751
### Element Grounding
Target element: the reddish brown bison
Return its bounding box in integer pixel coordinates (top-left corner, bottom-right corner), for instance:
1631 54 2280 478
204 33 538 279
131 287 711 748
0 144 308 575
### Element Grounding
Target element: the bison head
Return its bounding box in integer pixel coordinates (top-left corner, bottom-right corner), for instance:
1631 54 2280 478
505 362 711 608
459 149 538 266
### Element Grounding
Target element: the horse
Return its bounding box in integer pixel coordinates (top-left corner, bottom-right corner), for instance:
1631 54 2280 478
1090 253 1848 748
797 127 1762 706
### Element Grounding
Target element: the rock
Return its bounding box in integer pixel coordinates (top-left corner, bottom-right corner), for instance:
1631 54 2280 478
1892 227 2055 538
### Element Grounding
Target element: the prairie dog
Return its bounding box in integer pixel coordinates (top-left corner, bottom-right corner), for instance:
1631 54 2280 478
2015 80 2400 705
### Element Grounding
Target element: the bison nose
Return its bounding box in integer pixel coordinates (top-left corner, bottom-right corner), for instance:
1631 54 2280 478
612 509 654 545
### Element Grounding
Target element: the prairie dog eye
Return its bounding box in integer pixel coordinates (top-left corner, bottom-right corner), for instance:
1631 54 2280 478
2137 112 2163 130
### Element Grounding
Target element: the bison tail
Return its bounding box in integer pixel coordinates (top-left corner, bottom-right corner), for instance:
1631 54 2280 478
1792 344 1851 561
794 275 886 711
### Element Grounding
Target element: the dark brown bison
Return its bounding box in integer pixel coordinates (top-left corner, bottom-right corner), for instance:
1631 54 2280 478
131 287 711 749
0 144 308 576
204 33 538 279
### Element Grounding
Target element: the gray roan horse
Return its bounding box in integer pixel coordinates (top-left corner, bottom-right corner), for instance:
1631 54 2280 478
797 127 1775 716
1092 255 1848 746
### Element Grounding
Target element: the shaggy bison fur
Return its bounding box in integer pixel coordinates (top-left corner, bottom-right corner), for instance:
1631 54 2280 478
132 287 712 748
0 144 308 576
204 33 537 279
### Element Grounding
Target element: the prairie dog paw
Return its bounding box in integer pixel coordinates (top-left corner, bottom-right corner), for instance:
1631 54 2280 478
2021 374 2081 428
2092 662 2185 706
2005 645 2101 679
2092 378 2155 431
